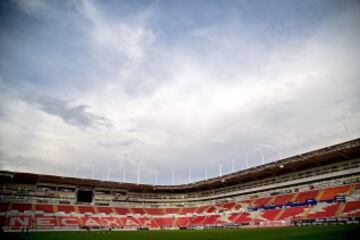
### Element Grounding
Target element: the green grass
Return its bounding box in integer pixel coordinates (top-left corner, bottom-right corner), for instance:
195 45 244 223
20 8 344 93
2 225 360 240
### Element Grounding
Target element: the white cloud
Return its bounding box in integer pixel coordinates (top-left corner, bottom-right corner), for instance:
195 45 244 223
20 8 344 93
1 0 360 184
12 0 47 15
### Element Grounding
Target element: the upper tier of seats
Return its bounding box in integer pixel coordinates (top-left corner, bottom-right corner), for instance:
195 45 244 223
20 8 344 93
318 185 352 201
293 190 319 203
3 183 357 215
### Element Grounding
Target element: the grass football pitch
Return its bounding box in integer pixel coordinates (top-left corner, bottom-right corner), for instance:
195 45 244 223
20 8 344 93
2 225 360 240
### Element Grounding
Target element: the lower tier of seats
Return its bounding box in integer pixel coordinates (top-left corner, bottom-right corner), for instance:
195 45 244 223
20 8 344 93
2 201 359 230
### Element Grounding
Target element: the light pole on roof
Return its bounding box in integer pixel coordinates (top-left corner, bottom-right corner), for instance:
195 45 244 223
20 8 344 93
154 170 158 185
107 165 110 181
123 167 126 183
246 152 250 169
137 169 140 185
172 169 175 185
189 169 192 183
91 165 95 179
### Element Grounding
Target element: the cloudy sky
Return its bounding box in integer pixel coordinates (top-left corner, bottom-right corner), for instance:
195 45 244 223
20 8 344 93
0 0 359 185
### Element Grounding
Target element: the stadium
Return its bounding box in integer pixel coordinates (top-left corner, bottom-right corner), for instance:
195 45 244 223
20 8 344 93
1 0 360 239
0 138 360 239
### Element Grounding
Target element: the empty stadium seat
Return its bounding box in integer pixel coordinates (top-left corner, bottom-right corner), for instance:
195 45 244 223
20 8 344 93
35 204 55 213
189 216 206 226
203 215 224 225
252 197 273 208
272 194 296 206
145 208 164 215
233 212 251 224
260 209 283 221
164 208 180 214
180 207 197 214
195 206 209 214
57 205 76 213
221 202 237 210
156 217 175 227
342 201 360 217
318 186 352 201
205 206 217 213
293 190 319 203
175 216 190 227
78 205 96 214
277 206 306 221
120 216 141 226
10 203 32 212
131 208 146 215
306 203 340 219
114 207 130 215
97 206 114 214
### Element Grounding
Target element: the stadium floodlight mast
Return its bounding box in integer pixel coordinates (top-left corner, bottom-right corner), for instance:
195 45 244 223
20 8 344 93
246 153 250 169
218 164 222 177
172 169 175 185
253 147 265 165
73 164 78 178
123 167 126 183
106 165 110 181
342 120 351 140
137 169 140 185
91 165 95 179
189 169 192 183
154 171 158 185
296 136 302 155
232 159 235 172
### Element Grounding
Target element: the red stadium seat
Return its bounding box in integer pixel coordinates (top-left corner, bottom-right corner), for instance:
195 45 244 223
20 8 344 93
318 186 352 201
78 205 96 214
205 206 217 213
222 202 237 210
164 208 180 214
233 212 251 224
97 206 114 214
252 197 273 208
120 216 141 227
195 206 209 214
136 217 153 227
260 209 283 221
342 201 360 217
10 203 32 212
156 217 175 227
180 207 197 214
145 208 164 215
189 216 206 226
114 207 130 215
306 203 340 219
293 190 319 203
277 206 306 221
175 216 191 227
203 215 224 225
272 194 296 206
131 208 146 215
57 205 76 213
35 204 55 213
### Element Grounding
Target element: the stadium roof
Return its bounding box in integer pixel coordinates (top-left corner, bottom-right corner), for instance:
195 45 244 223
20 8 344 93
0 138 359 193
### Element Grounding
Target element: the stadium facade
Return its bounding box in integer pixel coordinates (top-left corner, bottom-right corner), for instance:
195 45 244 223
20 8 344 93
0 138 359 232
